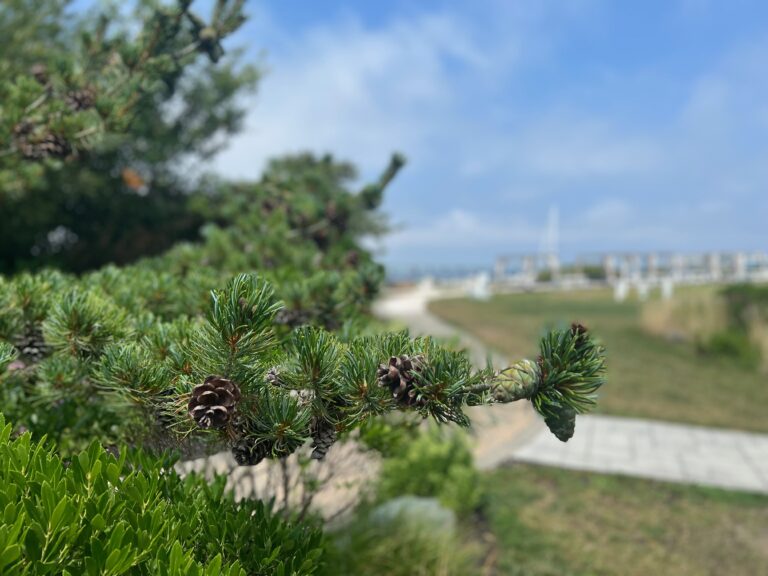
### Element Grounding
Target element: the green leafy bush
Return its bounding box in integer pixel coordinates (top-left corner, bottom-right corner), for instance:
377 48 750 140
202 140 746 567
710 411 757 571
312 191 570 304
581 265 607 281
698 329 761 369
693 284 768 368
322 504 478 576
377 425 483 518
721 283 768 331
0 414 324 575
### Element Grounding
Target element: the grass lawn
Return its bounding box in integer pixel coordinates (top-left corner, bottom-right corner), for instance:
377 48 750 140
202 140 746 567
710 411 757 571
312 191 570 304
482 463 768 576
429 289 768 432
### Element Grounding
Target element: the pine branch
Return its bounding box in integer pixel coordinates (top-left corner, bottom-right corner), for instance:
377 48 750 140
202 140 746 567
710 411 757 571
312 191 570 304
0 268 607 461
159 274 607 461
485 323 607 440
359 152 406 210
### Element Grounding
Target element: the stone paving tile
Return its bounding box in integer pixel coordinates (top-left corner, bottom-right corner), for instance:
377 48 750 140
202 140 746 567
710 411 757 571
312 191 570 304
511 415 768 493
745 459 768 483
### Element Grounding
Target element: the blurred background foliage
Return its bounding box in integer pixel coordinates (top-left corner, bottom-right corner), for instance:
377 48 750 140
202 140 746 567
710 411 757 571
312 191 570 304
1 0 257 272
643 283 768 372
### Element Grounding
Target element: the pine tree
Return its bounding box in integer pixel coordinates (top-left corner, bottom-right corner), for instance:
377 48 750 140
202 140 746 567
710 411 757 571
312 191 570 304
0 0 257 272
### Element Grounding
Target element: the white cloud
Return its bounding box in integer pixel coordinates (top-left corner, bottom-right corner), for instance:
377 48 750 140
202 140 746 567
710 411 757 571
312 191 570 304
582 199 632 225
215 10 486 179
521 118 660 177
383 209 540 252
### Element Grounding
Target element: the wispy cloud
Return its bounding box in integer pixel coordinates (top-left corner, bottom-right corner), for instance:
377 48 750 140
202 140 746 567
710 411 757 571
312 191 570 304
371 208 542 266
215 9 486 179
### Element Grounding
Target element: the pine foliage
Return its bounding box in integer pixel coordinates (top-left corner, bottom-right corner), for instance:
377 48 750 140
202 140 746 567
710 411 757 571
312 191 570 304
0 0 259 272
0 0 248 179
1 263 606 458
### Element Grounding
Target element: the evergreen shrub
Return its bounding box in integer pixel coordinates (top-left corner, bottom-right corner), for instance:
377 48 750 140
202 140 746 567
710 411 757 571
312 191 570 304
377 425 482 518
0 415 324 575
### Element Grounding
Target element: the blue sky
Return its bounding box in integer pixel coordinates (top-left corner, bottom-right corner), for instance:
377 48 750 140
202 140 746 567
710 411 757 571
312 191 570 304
78 1 768 272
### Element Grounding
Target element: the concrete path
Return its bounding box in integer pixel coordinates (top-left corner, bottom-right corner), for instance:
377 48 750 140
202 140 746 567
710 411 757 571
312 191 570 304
514 415 768 493
375 284 768 494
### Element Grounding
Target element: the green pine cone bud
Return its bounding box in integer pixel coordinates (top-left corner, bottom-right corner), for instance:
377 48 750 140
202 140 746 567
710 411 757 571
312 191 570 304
543 406 577 442
492 358 540 403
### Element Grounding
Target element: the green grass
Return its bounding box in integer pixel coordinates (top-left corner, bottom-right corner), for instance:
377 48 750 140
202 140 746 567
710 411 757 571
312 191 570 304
482 463 768 576
429 289 768 432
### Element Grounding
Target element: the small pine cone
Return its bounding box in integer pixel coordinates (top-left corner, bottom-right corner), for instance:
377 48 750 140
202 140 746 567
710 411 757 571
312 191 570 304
274 308 311 328
310 419 337 460
30 63 48 85
14 328 49 363
12 120 33 138
18 140 42 161
571 322 589 349
231 436 271 466
65 87 96 111
20 133 72 160
187 375 241 429
544 406 577 442
571 322 588 337
492 359 540 403
264 366 282 386
376 354 425 407
40 133 72 158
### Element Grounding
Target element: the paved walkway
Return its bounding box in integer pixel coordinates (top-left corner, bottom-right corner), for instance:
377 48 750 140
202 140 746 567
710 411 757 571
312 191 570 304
514 415 768 493
375 284 768 494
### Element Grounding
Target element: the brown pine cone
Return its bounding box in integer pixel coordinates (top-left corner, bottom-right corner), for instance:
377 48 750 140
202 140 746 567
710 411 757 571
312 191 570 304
231 436 271 466
187 375 241 429
377 354 425 407
19 133 72 160
571 322 589 349
30 63 48 85
12 120 33 137
310 419 337 460
13 327 49 363
65 87 97 111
